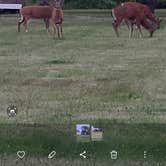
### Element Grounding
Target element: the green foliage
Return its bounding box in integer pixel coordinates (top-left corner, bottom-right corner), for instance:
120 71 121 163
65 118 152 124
65 0 117 9
25 0 117 8
24 0 166 9
65 0 166 9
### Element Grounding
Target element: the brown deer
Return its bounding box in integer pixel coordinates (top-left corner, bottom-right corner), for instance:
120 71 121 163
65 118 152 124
112 2 161 37
18 6 53 33
51 0 64 38
18 0 64 38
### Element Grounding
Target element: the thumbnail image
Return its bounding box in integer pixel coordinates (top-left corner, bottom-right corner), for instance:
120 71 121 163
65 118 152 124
76 124 103 142
91 126 103 141
76 124 91 136
76 124 91 142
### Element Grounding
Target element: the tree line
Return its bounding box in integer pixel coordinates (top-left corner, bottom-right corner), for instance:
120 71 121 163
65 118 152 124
26 0 166 9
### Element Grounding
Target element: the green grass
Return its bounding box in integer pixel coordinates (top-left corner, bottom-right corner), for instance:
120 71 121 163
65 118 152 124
0 123 165 162
0 10 166 165
0 13 166 124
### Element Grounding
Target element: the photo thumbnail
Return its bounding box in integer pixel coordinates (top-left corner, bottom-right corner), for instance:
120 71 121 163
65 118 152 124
76 124 103 142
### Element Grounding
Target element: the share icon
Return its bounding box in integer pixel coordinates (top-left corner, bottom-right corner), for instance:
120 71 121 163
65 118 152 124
80 151 87 159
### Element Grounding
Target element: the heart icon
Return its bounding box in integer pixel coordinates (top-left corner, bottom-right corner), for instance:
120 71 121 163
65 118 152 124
17 151 26 159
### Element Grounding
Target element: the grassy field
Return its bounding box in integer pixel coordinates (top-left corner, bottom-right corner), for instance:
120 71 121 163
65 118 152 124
0 11 166 124
0 10 166 165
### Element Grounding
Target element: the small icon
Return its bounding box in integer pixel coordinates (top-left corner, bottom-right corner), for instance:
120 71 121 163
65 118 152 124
144 151 147 159
7 105 17 117
110 150 118 160
80 151 86 159
48 151 56 159
17 151 26 159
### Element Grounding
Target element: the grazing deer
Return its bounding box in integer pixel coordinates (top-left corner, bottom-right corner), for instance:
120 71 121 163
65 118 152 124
112 2 161 37
18 6 53 33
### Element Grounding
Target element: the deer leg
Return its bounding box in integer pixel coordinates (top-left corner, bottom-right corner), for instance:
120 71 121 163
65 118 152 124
135 19 143 38
125 20 130 29
23 21 28 32
138 26 143 38
150 31 154 37
47 20 50 33
23 18 30 33
124 19 133 38
134 25 142 38
112 18 122 37
56 24 60 39
51 20 57 38
129 24 134 38
54 24 59 38
18 16 25 32
44 19 50 33
60 23 63 38
113 26 119 37
18 20 23 32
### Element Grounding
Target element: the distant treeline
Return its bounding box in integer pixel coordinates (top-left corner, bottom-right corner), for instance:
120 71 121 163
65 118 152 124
25 0 166 9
